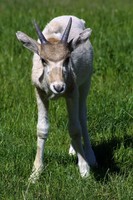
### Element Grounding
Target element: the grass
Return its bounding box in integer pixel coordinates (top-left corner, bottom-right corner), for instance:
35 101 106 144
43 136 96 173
0 0 133 199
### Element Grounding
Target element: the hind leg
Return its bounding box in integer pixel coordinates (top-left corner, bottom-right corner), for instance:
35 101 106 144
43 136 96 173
79 82 97 166
66 88 90 177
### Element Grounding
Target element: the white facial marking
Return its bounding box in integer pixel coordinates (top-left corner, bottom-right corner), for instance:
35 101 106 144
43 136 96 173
50 81 66 94
46 60 64 72
43 60 67 94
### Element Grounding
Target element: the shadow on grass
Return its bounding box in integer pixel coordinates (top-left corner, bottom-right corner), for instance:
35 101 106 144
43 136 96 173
92 135 132 182
32 135 132 182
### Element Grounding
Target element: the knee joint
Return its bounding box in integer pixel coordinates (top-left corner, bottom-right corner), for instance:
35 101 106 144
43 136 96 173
37 127 49 140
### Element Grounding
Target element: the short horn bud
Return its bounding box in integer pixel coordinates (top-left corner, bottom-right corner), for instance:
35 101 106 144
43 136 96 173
33 20 48 44
61 17 72 43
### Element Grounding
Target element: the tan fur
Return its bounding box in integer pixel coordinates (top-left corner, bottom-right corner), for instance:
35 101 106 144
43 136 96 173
48 67 63 83
40 43 70 62
16 16 97 182
48 37 60 44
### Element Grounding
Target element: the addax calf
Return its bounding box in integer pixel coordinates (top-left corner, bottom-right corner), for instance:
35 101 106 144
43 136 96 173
16 15 97 182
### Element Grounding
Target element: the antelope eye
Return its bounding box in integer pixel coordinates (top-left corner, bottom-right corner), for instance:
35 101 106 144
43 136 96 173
63 57 70 66
41 58 47 66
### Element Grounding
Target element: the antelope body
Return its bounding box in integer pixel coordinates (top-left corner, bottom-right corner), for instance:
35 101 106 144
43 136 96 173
16 15 97 182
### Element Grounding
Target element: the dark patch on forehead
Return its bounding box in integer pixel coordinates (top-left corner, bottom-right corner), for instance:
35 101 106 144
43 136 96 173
40 43 70 62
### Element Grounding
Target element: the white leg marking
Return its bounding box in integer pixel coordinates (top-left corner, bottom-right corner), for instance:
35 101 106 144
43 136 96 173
78 153 90 177
69 144 76 156
29 137 45 183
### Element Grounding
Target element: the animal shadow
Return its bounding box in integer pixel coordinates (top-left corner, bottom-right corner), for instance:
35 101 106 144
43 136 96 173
92 135 132 181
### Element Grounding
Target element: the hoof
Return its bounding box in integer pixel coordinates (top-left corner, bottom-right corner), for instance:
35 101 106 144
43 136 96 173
79 162 90 178
28 166 43 184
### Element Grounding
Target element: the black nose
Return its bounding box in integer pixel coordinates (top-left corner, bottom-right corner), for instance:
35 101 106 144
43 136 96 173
53 85 65 93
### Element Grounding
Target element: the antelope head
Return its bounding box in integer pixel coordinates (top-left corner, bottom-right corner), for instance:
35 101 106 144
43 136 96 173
16 18 72 95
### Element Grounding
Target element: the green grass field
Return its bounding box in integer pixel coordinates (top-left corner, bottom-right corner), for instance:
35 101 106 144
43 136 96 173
0 0 133 199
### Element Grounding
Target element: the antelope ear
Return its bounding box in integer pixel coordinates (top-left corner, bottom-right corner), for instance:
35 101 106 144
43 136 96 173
16 31 40 55
72 28 92 47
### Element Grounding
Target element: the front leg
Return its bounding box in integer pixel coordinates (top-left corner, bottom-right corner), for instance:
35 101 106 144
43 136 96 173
29 88 49 183
66 88 90 177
